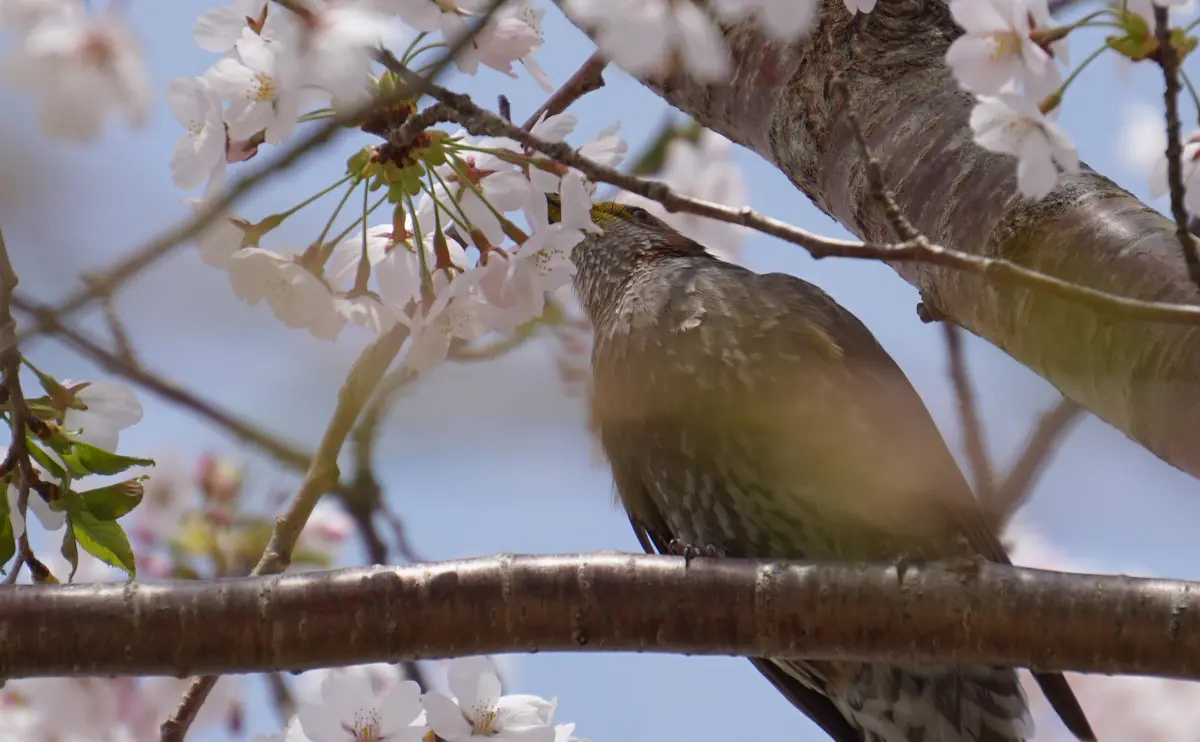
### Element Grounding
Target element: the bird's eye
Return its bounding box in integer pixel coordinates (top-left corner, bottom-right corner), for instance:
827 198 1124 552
623 205 651 220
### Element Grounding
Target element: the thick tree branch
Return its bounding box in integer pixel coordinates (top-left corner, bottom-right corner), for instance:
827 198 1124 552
557 1 1200 481
2 554 1200 680
160 322 408 740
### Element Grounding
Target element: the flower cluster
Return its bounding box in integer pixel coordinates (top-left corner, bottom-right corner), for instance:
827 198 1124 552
200 109 625 376
253 657 584 742
947 0 1197 201
561 0 870 81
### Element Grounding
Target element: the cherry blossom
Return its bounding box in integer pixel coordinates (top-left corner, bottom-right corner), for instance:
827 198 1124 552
969 92 1078 199
1150 131 1200 214
710 0 820 39
61 379 144 453
185 198 251 269
296 500 355 565
0 0 81 32
4 10 151 141
297 667 425 742
945 0 1062 96
7 476 65 536
843 0 877 15
400 268 494 375
447 0 553 91
562 0 731 82
205 27 303 145
276 1 406 110
228 248 346 340
421 657 557 742
192 0 267 53
617 129 748 263
1117 101 1168 178
166 77 227 191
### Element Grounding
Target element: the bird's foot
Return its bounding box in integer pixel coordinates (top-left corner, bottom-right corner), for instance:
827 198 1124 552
667 539 721 563
892 552 925 584
944 551 988 582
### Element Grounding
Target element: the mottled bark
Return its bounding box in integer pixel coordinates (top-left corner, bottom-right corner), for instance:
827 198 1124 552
571 1 1200 478
2 553 1200 679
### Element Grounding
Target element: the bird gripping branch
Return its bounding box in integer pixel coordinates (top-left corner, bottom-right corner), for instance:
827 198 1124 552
549 197 1096 742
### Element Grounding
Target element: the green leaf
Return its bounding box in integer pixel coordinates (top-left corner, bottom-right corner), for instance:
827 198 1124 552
0 498 14 574
21 359 68 402
62 441 154 478
79 478 145 520
71 510 135 578
24 438 66 481
60 526 78 582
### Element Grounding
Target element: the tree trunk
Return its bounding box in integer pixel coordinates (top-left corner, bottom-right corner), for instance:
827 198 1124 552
566 0 1200 480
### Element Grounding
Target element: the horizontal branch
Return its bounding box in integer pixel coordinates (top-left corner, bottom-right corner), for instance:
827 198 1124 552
3 553 1199 680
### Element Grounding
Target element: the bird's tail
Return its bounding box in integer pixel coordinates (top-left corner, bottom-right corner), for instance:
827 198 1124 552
776 660 1034 742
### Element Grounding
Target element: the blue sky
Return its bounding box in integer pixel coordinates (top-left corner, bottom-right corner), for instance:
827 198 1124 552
4 1 1200 740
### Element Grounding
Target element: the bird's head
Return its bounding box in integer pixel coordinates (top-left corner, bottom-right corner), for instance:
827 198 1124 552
544 193 710 259
543 193 713 324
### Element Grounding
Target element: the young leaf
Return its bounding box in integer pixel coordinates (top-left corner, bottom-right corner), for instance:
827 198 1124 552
0 507 14 573
21 359 68 403
24 438 66 481
71 510 135 577
79 478 145 520
62 441 154 478
60 526 78 581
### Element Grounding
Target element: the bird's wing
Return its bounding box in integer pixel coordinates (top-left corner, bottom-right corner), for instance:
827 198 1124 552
754 272 1095 742
607 455 864 742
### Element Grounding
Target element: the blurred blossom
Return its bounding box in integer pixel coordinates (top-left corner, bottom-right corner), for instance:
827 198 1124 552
1006 524 1200 742
618 129 749 263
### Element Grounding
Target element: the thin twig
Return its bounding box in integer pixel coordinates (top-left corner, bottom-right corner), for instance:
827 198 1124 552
386 62 1200 326
99 292 136 364
942 325 996 503
834 74 921 243
12 293 318 477
1153 6 1200 292
520 52 608 130
0 228 36 586
160 323 408 741
989 397 1085 529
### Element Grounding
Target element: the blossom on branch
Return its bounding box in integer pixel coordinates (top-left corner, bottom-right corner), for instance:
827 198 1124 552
422 656 557 742
3 7 151 141
969 92 1078 199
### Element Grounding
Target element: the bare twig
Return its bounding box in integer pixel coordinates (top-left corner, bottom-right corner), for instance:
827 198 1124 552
521 52 607 130
160 323 409 741
1153 6 1200 292
0 229 37 586
388 64 1200 326
989 398 1085 529
942 325 996 504
12 293 317 476
99 292 136 364
7 554 1200 680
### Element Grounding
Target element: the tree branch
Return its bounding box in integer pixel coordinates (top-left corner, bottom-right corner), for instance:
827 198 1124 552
3 554 1199 680
1153 5 1200 291
160 322 408 740
990 397 1084 528
553 0 1200 482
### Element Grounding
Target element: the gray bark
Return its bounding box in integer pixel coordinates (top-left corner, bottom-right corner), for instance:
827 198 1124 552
566 1 1200 479
2 554 1199 679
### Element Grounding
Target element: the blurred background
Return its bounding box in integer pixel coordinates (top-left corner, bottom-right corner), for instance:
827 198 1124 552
3 1 1200 740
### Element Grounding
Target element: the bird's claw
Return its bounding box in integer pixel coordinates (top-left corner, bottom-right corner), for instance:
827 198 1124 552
667 539 720 563
944 552 988 582
893 552 924 584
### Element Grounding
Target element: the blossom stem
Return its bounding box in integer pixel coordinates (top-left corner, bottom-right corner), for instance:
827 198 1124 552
315 178 363 262
404 41 448 66
1181 69 1200 127
406 193 434 306
276 174 354 222
352 184 373 295
1040 43 1107 112
326 194 389 249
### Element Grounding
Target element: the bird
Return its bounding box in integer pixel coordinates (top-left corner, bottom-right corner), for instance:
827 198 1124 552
547 196 1097 742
